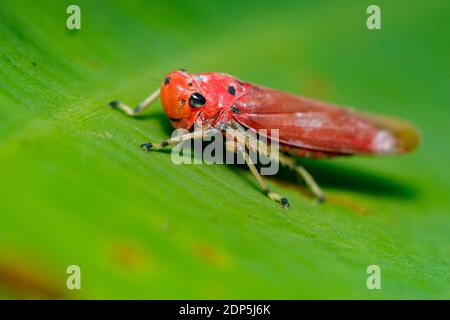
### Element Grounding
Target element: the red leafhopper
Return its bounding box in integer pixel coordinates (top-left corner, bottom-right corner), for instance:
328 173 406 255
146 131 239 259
110 70 419 208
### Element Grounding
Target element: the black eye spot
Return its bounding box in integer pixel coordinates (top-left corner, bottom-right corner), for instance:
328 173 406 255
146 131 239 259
189 92 206 108
228 86 236 95
188 82 193 86
164 77 170 85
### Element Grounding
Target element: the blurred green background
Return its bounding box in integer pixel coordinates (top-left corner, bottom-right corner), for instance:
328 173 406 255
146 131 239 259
0 0 449 299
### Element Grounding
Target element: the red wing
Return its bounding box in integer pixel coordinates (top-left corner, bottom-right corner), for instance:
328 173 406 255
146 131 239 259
232 86 419 155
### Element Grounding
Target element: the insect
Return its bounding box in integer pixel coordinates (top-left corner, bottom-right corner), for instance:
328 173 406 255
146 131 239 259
110 70 420 208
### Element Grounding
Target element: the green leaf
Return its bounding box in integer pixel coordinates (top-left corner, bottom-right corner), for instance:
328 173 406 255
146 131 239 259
0 0 449 299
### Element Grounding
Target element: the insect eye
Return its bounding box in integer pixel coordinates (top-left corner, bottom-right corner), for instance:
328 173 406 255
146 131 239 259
189 92 206 108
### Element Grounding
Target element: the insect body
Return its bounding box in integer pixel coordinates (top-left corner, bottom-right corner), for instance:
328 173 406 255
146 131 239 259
110 70 419 208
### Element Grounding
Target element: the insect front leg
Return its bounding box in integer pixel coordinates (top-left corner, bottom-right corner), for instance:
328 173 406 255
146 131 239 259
140 128 219 151
109 88 160 116
225 130 289 209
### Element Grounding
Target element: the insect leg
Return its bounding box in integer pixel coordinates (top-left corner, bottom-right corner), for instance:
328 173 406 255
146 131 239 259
109 89 160 116
229 121 324 202
140 128 219 151
278 154 325 202
225 131 289 209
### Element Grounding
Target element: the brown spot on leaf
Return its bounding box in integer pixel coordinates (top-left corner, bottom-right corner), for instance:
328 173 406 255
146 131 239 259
304 73 333 98
270 178 316 200
110 242 151 270
192 243 231 268
90 60 101 69
326 194 370 216
271 178 369 215
0 258 66 299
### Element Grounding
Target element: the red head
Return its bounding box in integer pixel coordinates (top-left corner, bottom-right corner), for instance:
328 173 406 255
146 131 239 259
160 70 243 129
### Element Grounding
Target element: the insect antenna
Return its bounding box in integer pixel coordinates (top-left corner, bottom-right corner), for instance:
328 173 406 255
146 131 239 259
135 70 161 83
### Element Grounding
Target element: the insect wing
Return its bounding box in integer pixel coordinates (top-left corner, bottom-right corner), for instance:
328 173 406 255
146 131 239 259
232 86 419 155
